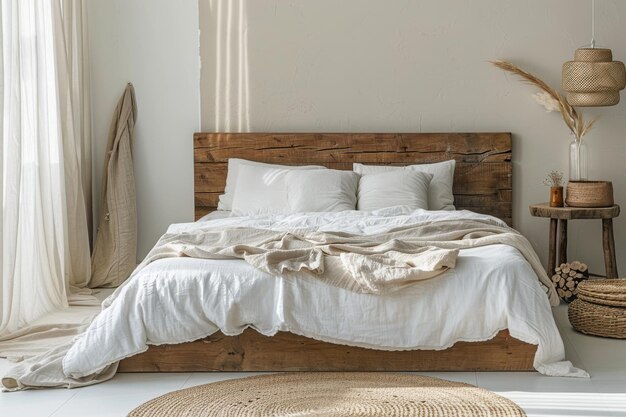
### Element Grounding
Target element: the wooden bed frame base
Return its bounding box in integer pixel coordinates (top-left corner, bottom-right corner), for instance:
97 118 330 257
118 329 536 372
116 132 530 373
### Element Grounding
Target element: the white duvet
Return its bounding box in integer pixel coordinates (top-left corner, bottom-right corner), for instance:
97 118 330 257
63 207 585 378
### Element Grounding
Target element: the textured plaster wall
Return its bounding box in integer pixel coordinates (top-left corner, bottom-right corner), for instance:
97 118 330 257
87 0 200 258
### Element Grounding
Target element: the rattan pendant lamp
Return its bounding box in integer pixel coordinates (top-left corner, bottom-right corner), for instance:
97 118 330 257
562 0 626 107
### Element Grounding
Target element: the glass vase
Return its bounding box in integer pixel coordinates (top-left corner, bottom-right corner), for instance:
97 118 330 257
569 140 588 181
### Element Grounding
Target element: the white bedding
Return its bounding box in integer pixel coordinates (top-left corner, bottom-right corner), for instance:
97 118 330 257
63 207 585 378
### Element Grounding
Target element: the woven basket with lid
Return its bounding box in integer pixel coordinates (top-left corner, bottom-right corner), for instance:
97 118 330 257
568 279 626 338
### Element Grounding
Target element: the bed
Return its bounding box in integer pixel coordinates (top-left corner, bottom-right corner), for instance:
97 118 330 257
106 132 553 374
0 131 584 392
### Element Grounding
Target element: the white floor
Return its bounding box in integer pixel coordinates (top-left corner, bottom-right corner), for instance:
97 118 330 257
0 305 625 417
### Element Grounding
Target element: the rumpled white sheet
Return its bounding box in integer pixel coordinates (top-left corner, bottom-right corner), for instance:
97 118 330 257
3 207 588 390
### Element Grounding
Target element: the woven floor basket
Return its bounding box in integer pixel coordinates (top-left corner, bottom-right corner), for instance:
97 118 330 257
568 279 626 338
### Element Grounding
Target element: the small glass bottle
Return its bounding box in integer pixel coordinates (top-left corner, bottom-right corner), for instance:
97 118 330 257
569 139 588 181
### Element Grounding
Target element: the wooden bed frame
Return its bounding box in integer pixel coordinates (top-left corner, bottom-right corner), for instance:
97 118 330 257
119 132 537 373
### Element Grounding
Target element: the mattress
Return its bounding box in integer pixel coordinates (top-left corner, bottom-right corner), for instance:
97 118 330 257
62 207 584 377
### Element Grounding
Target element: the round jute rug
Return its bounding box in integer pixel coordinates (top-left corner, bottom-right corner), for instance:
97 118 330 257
127 372 525 417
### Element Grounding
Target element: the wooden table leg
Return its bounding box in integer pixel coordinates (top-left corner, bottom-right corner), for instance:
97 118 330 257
548 218 558 276
558 219 568 267
602 218 618 278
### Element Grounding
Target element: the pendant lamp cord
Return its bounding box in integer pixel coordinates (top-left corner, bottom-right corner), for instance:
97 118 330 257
590 0 596 48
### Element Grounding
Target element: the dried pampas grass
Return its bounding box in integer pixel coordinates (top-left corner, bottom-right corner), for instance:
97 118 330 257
491 60 598 142
533 92 561 113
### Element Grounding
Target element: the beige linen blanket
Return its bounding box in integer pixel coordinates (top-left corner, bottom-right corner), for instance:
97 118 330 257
130 218 558 304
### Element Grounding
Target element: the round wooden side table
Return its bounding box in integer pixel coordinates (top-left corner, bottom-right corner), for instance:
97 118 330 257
529 203 620 278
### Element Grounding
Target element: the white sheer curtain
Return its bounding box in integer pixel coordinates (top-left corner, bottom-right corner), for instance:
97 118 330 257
0 0 94 337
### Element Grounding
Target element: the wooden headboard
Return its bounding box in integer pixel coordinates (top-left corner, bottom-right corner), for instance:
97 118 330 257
194 133 512 225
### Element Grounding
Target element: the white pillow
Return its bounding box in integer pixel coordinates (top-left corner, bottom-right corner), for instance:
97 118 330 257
218 159 326 211
285 169 359 213
231 163 307 215
357 170 432 211
353 160 456 210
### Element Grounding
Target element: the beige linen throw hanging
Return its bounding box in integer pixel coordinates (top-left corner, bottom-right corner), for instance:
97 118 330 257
90 83 138 288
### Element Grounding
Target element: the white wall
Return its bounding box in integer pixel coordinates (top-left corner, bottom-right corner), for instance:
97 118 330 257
88 0 200 258
89 0 626 276
199 0 626 275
